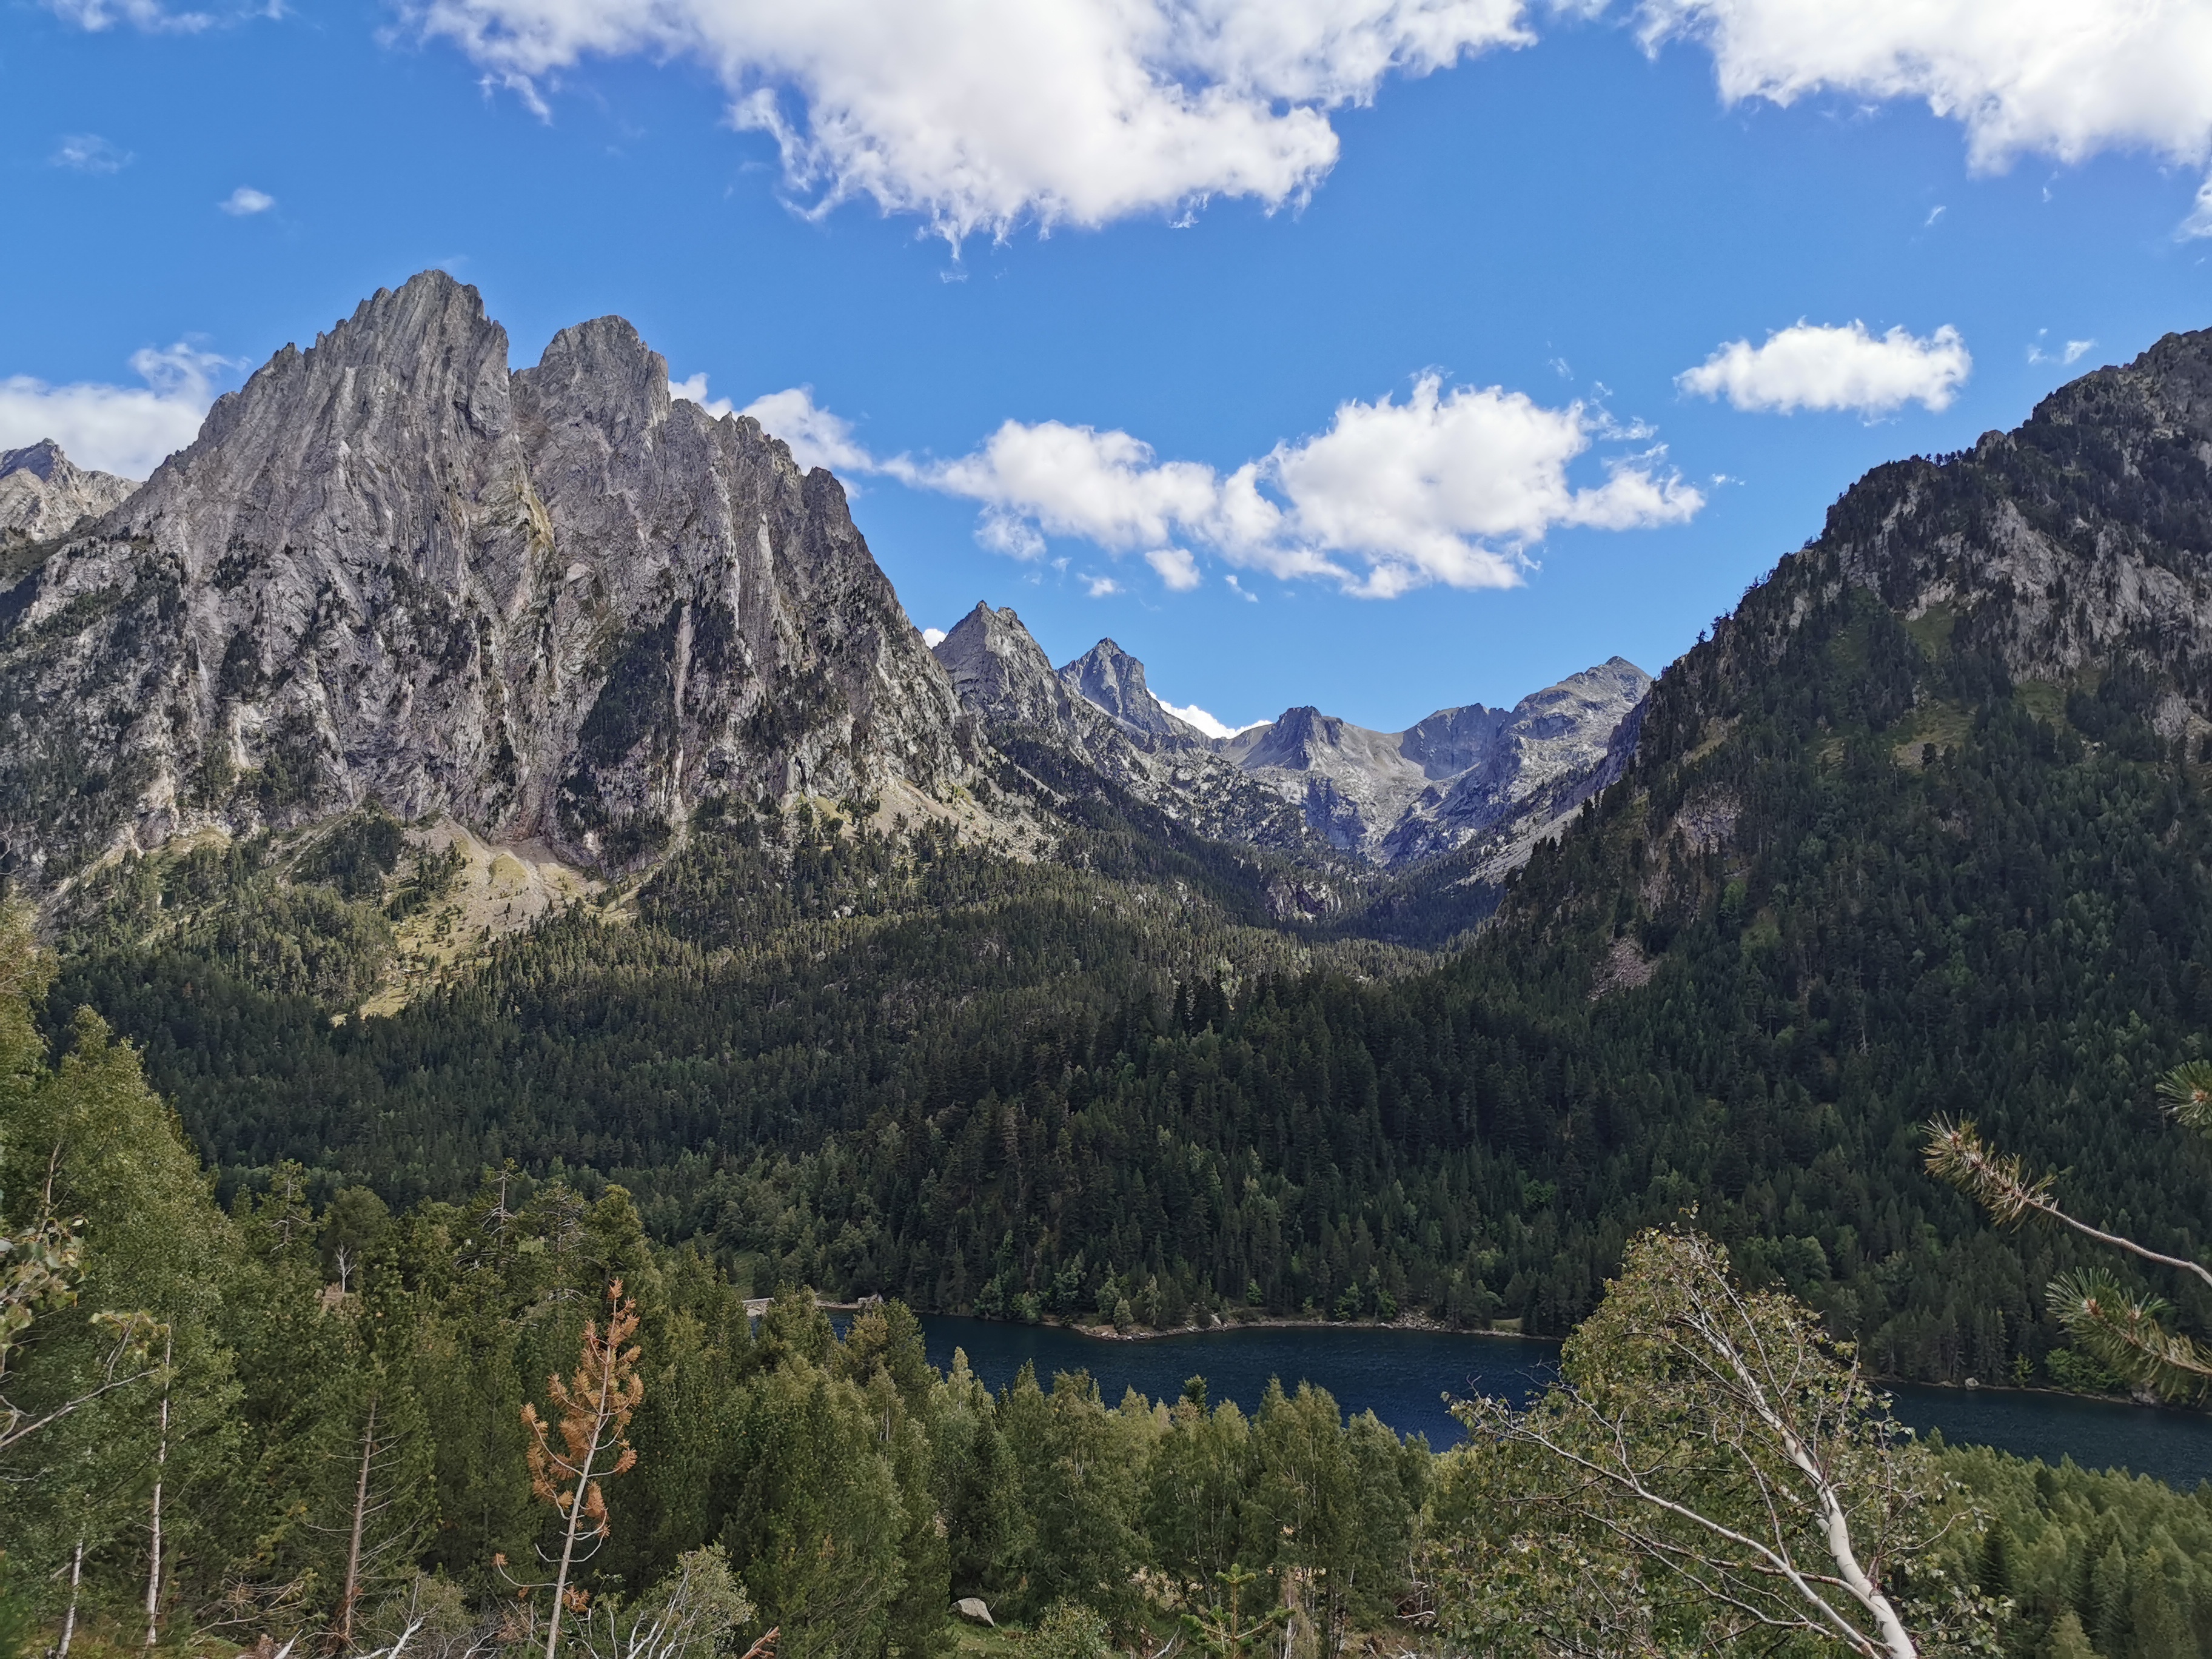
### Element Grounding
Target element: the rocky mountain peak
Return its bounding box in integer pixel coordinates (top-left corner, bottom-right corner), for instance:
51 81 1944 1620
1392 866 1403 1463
933 603 1078 732
2 441 66 483
0 272 972 885
0 440 138 543
1057 637 1201 742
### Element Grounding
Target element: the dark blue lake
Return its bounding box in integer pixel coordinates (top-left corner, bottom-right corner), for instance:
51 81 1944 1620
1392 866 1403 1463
918 1316 2212 1490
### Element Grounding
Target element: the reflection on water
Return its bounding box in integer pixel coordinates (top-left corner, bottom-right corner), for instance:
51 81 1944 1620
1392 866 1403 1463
919 1316 2212 1488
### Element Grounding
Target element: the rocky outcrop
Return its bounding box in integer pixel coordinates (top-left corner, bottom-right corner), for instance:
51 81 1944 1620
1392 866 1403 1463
0 441 137 545
0 271 973 886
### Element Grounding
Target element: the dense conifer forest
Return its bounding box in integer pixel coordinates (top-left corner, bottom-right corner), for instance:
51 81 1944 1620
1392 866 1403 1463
9 923 2212 1659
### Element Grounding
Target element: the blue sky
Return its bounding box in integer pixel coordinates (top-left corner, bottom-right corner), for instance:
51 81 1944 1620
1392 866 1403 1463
5 1 2212 732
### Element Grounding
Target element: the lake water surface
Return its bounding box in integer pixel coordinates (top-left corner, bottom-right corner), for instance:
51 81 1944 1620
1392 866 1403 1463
919 1316 2212 1490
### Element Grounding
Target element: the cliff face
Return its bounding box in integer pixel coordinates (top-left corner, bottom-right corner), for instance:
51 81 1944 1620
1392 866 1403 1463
0 272 973 885
0 441 138 545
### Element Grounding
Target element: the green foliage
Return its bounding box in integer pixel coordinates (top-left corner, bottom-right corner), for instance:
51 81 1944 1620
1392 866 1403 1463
1028 1600 1112 1659
1441 1228 1992 1657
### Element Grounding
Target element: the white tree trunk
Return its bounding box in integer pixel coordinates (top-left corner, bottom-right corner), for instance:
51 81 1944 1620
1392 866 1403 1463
58 1534 85 1659
144 1332 172 1649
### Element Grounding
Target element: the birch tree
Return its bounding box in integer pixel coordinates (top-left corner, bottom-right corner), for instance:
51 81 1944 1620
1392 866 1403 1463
1442 1229 1992 1657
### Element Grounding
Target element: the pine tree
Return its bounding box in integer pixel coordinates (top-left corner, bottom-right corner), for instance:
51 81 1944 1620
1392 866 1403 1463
520 1281 644 1659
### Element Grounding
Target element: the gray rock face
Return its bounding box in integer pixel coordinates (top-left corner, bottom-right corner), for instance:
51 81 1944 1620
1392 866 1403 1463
1057 637 1204 742
0 441 138 545
1209 658 1651 865
1814 329 2212 723
0 270 973 884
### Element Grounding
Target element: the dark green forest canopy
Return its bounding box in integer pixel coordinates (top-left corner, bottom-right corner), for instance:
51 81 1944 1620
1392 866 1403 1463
40 360 2212 1388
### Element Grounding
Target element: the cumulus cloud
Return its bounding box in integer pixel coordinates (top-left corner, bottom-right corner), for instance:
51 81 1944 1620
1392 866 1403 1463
219 185 275 215
0 342 231 478
1146 547 1202 591
1161 700 1263 739
399 0 1533 243
728 383 878 474
1637 0 2212 173
1084 574 1124 597
921 626 947 648
1678 321 1971 416
50 134 132 173
902 372 1700 598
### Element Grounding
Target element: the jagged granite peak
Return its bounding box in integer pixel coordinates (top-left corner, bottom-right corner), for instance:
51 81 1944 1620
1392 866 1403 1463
1057 637 1204 743
0 269 974 884
1214 657 1652 865
0 440 138 543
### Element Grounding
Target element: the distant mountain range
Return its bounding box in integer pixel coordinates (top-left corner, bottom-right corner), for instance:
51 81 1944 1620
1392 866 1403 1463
933 603 1647 871
0 269 1645 902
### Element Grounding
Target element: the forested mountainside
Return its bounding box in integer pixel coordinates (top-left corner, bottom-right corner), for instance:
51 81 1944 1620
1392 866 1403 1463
13 946 2211 1659
22 310 2212 1392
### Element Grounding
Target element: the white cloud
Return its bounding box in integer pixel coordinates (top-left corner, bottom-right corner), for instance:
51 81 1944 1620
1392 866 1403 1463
902 372 1701 598
2184 173 2212 238
44 0 215 30
50 134 132 173
921 626 947 648
1084 574 1124 597
219 185 275 215
2029 333 2097 367
668 372 734 418
1678 321 1970 416
1161 700 1264 739
0 342 230 478
1637 0 2212 173
1146 547 1202 591
733 384 877 474
1224 574 1258 602
401 0 1535 243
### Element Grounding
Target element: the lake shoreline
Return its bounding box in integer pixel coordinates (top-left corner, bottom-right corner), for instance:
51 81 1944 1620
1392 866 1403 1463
1013 1311 1558 1345
949 1313 2211 1419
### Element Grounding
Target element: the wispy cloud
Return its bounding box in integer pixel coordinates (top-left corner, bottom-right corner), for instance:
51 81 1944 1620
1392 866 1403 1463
1678 320 1970 417
45 0 216 30
50 133 132 173
2027 332 2096 367
218 185 276 215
